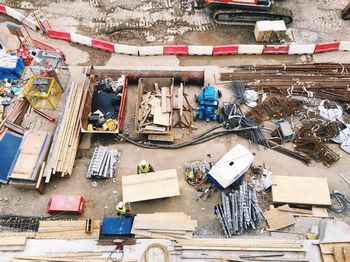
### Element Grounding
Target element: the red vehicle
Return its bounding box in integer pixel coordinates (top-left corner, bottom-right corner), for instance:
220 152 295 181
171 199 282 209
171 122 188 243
196 0 293 26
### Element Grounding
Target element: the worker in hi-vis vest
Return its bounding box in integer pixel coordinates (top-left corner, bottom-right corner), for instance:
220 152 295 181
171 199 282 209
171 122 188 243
116 202 131 217
137 160 154 174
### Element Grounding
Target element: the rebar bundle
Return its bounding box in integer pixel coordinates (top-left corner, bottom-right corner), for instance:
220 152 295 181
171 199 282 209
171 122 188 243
215 183 264 238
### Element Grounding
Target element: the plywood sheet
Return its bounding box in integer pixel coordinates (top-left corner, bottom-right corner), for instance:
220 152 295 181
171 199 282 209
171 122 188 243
153 106 170 126
264 208 296 230
271 176 331 206
122 169 180 202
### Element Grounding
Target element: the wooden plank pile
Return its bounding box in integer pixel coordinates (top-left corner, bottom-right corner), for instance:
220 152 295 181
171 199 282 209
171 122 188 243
265 204 329 231
0 98 29 135
0 234 28 251
44 82 84 182
131 212 197 240
122 169 180 202
8 130 51 192
135 78 174 138
12 254 135 262
36 220 100 239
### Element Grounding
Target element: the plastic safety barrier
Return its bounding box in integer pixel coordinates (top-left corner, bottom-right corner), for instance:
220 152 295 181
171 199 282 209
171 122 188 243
5 6 37 31
47 29 71 42
92 39 114 52
314 42 340 53
288 44 315 55
188 45 213 56
114 44 139 56
238 45 264 55
0 5 6 14
213 45 238 55
263 45 289 54
70 33 92 47
163 45 188 55
138 46 163 56
339 41 350 51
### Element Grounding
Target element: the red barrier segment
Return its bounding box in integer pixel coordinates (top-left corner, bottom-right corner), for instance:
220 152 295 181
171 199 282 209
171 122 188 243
0 5 6 14
213 45 238 55
163 45 189 55
47 29 71 42
91 39 115 52
314 42 340 53
263 45 289 54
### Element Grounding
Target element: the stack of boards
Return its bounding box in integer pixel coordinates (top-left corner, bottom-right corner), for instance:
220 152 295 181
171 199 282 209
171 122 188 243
36 220 100 239
8 130 51 192
0 233 31 251
131 212 197 240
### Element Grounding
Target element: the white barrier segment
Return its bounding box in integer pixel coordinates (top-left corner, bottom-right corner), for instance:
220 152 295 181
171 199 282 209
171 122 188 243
188 45 213 55
138 46 163 56
5 6 37 31
339 41 350 51
114 44 139 56
288 44 315 55
238 45 264 54
71 33 92 47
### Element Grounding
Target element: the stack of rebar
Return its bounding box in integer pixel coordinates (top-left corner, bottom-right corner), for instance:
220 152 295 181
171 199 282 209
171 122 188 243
214 183 264 238
295 123 340 167
220 63 350 102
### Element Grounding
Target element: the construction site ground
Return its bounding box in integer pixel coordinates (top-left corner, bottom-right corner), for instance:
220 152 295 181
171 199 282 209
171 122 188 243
0 0 350 239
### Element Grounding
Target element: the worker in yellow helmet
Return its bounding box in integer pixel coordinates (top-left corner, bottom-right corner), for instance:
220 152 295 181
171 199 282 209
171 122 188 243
137 160 154 174
116 202 131 217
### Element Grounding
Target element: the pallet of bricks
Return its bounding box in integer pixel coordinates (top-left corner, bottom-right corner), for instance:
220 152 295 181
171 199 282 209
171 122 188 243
44 81 84 182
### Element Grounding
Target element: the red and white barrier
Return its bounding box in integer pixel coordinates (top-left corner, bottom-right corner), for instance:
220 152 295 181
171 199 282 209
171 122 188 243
188 45 213 56
288 44 315 55
163 45 188 55
263 45 289 54
114 44 139 56
47 29 71 42
314 42 340 53
4 6 37 31
138 46 163 56
92 39 114 52
238 45 264 54
339 41 350 51
71 33 92 47
213 45 238 55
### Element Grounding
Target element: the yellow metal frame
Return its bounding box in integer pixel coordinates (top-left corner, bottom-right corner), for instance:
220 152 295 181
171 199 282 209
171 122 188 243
23 76 62 110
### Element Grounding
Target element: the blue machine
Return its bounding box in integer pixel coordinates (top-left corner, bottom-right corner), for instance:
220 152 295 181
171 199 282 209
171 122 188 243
196 84 219 122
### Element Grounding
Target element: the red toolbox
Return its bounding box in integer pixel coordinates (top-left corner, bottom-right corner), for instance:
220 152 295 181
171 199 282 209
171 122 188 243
47 194 85 215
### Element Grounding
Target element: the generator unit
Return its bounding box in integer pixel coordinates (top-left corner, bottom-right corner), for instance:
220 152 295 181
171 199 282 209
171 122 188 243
196 84 219 122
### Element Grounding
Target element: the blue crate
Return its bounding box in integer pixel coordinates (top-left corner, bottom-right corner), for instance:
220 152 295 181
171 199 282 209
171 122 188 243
101 217 133 235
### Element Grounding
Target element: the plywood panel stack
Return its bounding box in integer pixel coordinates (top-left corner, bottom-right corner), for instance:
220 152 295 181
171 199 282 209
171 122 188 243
131 212 197 240
44 82 84 182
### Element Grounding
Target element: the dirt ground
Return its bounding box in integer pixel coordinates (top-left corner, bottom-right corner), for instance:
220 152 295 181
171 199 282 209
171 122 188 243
0 0 350 239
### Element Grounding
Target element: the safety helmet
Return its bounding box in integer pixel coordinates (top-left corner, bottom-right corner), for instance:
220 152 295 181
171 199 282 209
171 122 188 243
117 202 124 209
140 160 147 166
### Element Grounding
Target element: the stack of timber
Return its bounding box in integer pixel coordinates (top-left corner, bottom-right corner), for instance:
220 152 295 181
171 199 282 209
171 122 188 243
220 63 350 102
0 233 28 251
264 205 329 231
0 98 29 135
36 220 100 239
131 212 197 240
174 238 308 261
11 254 130 262
8 130 51 193
44 82 84 182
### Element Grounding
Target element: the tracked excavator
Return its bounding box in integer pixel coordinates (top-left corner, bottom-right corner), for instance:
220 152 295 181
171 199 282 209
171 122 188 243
196 0 293 26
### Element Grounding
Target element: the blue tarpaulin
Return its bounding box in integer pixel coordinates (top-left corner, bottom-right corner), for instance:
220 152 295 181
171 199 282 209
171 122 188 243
101 217 133 235
0 55 25 80
0 132 23 183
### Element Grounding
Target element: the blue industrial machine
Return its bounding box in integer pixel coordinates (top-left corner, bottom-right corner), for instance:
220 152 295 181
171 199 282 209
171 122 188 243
196 84 219 122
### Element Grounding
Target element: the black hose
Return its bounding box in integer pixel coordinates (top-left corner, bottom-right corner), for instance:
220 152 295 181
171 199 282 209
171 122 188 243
328 192 350 214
